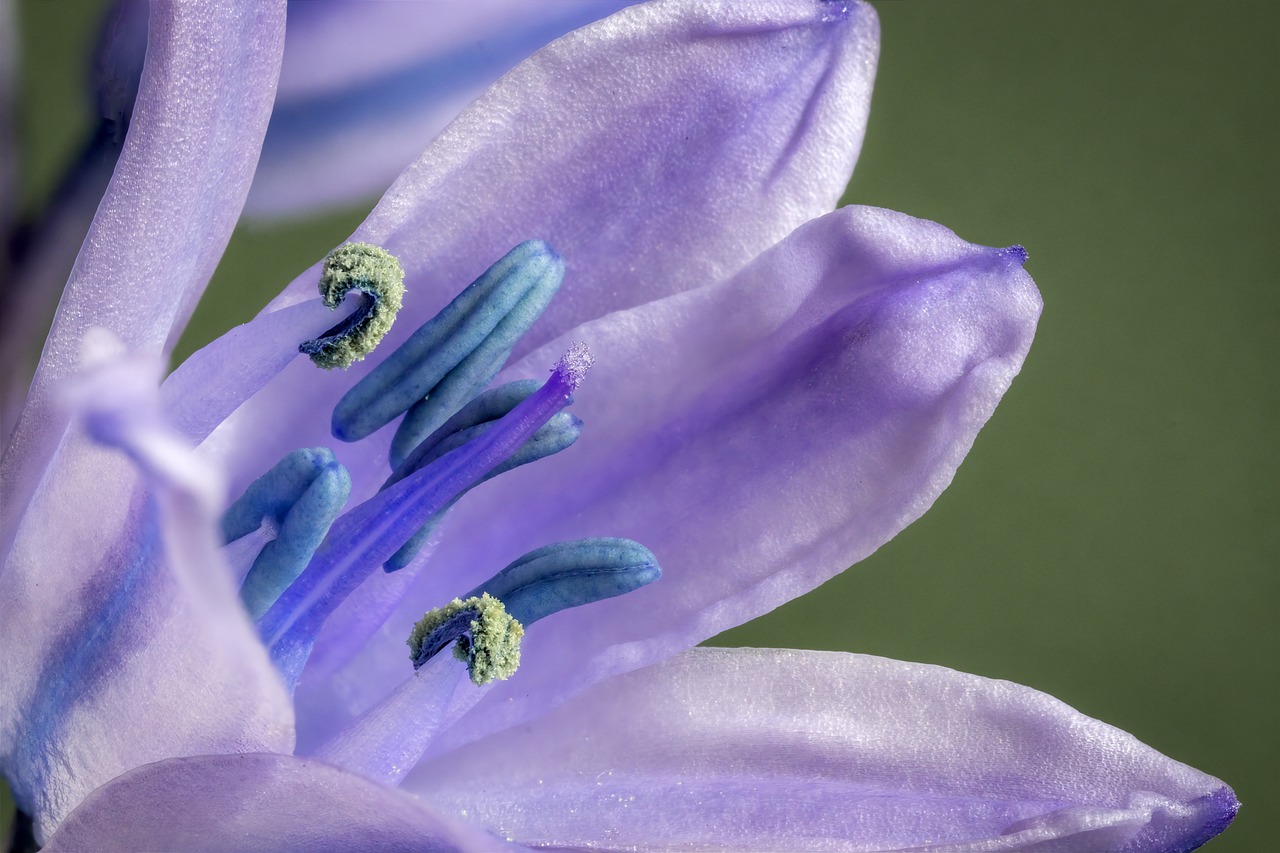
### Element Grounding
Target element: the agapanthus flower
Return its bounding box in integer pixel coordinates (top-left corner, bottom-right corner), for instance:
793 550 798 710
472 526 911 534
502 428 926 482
0 1 1237 851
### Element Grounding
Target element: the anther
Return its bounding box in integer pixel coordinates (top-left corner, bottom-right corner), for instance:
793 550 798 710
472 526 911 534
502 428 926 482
407 593 523 685
221 448 352 619
299 243 405 369
330 240 563 454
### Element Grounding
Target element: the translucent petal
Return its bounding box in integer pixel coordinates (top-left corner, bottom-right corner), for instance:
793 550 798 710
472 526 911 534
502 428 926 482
43 752 518 853
2 0 286 552
411 648 1236 853
0 333 293 842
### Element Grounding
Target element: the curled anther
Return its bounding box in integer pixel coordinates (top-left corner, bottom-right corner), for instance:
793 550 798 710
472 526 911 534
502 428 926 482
407 593 523 685
300 242 405 369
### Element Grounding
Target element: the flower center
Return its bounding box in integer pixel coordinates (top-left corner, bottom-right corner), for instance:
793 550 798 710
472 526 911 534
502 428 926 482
223 242 660 692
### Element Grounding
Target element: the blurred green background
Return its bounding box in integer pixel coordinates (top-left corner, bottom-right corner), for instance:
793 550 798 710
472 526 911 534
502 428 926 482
8 1 1277 850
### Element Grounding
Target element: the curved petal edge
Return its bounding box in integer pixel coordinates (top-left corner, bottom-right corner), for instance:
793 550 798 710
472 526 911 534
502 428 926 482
411 647 1237 853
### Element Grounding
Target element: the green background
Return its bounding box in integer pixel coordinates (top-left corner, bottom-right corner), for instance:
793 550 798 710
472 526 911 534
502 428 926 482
9 1 1277 850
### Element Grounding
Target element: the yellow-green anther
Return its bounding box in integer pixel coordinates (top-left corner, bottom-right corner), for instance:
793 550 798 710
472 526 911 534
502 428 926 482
300 242 405 369
407 593 524 685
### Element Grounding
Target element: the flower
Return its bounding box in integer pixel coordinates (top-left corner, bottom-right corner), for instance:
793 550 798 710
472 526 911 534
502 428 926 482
0 1 1237 851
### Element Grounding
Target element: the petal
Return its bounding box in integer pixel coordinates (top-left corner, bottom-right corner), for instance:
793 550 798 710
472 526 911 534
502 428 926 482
340 0 879 348
177 0 879 557
0 333 293 842
0 0 148 427
409 647 1237 853
311 206 1040 752
248 0 639 216
43 753 519 853
1 0 286 547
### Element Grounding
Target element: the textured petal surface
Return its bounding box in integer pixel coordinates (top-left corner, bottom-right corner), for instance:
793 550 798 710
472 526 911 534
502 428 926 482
249 0 637 215
304 206 1040 754
0 335 293 841
43 753 517 853
1 0 286 549
410 648 1237 853
189 0 879 507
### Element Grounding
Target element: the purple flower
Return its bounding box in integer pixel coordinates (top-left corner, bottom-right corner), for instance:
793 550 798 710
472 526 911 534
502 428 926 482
0 1 1237 850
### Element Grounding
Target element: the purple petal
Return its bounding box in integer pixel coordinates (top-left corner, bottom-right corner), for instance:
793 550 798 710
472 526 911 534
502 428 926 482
2 0 286 549
178 0 879 568
341 0 878 350
409 648 1237 852
0 332 293 841
308 206 1040 753
161 297 337 443
43 752 519 853
1 0 148 431
248 0 639 216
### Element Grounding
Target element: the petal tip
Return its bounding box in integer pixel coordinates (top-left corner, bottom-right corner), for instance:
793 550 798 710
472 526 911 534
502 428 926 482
1198 786 1241 845
1001 244 1030 265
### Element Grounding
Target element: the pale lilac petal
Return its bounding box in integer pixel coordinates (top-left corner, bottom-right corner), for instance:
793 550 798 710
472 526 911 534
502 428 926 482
186 0 879 561
339 0 878 348
0 0 148 427
248 0 638 216
1 0 286 550
0 332 293 841
410 648 1237 853
43 753 518 853
310 206 1040 752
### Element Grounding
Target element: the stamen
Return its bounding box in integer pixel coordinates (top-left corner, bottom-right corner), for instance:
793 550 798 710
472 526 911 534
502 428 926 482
382 380 583 572
299 243 405 369
257 347 592 690
407 593 523 685
329 240 564 454
464 537 661 627
404 538 660 682
221 448 352 619
313 535 661 785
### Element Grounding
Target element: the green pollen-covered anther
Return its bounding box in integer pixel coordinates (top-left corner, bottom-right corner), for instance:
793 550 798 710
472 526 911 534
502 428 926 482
300 242 405 369
407 593 524 685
